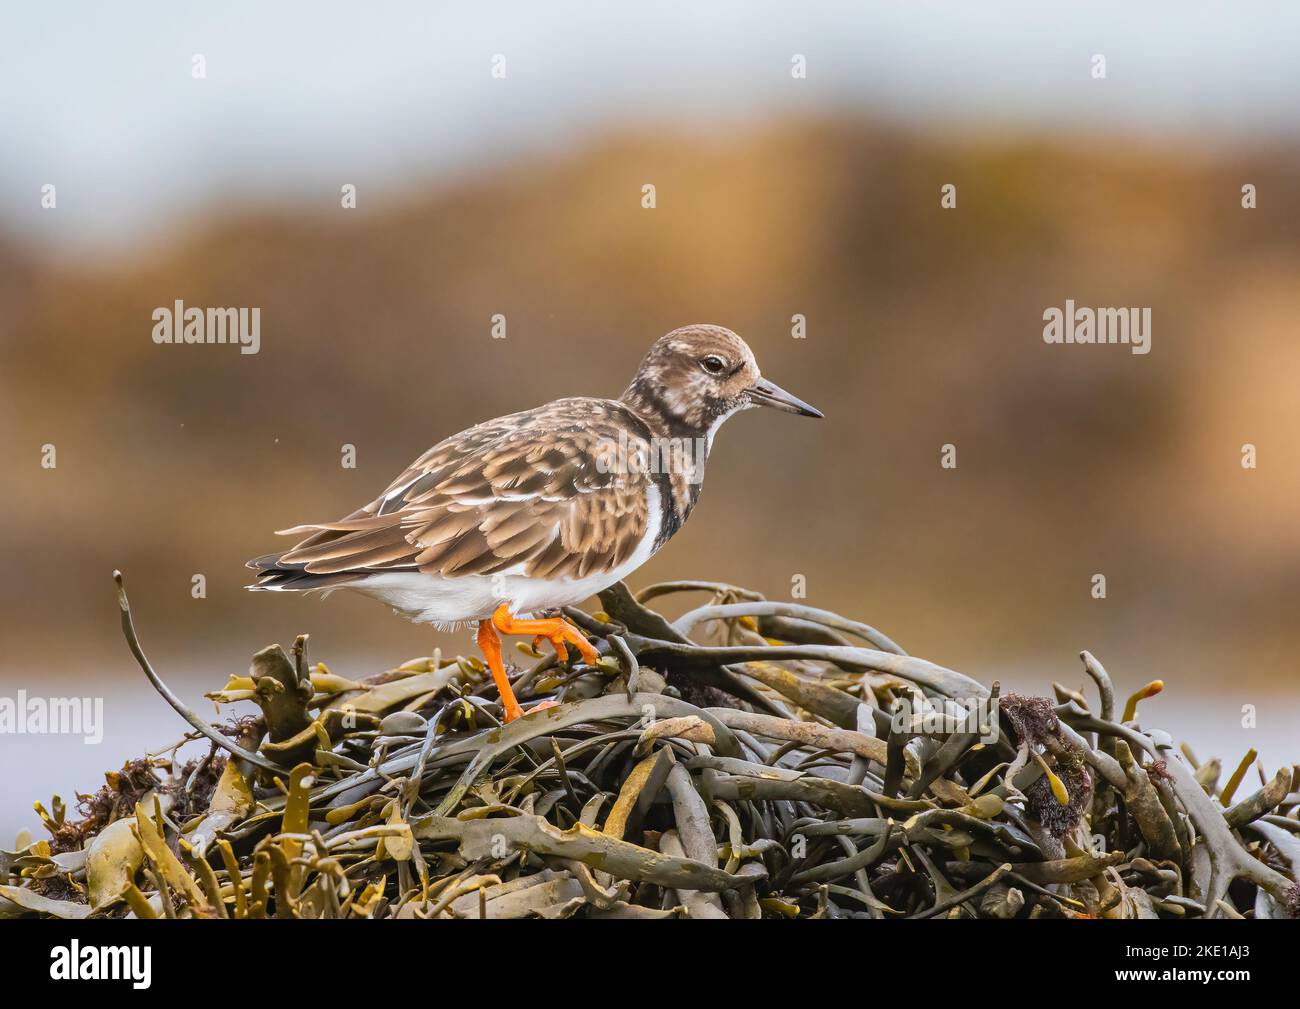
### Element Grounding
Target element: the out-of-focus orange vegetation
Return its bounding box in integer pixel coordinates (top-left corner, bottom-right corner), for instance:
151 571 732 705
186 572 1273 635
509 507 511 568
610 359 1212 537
3 120 1299 698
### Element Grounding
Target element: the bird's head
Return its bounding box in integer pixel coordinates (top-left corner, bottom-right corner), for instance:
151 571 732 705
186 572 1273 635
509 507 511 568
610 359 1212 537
623 324 823 433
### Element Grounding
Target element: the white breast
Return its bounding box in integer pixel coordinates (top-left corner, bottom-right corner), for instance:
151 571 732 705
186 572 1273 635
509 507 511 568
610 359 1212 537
356 485 663 629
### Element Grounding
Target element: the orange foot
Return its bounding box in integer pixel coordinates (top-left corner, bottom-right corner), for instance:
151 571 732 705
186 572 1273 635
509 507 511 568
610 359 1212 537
477 605 600 723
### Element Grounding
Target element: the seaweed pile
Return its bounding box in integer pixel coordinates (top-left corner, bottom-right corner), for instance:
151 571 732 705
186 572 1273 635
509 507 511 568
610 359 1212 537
3 573 1298 919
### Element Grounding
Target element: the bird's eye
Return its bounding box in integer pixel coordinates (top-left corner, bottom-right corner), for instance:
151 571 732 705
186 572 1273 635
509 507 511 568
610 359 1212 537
700 355 727 375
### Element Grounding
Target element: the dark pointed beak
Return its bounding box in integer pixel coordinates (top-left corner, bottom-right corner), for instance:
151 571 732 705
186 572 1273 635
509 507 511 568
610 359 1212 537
748 377 824 418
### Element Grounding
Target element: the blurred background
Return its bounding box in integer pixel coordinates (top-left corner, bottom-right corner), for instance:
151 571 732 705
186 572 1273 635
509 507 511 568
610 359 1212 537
3 1 1299 840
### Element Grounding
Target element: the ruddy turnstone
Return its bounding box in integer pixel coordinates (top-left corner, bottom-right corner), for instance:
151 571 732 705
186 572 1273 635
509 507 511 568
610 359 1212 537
248 324 821 721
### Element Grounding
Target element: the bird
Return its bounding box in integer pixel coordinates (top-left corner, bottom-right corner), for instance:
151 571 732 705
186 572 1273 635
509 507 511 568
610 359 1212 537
248 324 822 722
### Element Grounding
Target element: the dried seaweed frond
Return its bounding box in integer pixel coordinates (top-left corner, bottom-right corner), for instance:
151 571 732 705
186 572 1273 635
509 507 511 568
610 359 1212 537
53 759 166 853
1025 752 1092 838
1285 883 1300 919
999 693 1061 749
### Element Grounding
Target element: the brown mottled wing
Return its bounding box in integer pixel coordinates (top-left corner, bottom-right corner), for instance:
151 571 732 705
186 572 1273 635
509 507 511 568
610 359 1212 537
268 399 651 582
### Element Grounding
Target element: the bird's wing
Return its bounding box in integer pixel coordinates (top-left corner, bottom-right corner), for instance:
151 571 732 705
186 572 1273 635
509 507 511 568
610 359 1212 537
266 399 654 581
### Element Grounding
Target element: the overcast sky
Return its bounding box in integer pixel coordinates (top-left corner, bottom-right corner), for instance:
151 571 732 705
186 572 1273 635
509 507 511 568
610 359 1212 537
3 1 1299 251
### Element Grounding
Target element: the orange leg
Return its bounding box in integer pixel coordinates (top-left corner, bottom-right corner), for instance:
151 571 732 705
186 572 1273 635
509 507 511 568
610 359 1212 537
491 603 600 667
477 619 524 723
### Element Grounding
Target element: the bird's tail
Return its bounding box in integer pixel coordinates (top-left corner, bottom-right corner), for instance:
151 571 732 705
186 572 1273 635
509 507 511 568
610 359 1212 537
245 551 362 593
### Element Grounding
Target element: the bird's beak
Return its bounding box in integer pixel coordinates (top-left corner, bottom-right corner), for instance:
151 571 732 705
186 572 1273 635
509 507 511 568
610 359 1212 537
748 377 824 418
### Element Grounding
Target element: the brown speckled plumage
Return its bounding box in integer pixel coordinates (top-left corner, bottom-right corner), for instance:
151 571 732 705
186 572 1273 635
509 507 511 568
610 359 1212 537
255 399 653 582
